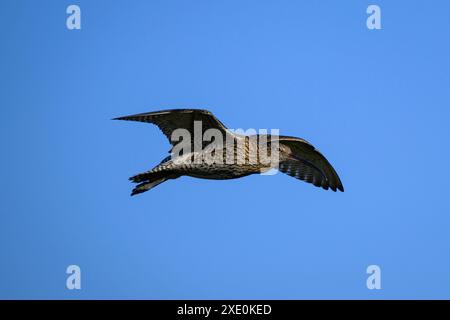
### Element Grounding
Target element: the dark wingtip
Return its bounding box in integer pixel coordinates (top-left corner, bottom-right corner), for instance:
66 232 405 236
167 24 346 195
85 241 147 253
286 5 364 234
324 183 344 192
130 189 142 196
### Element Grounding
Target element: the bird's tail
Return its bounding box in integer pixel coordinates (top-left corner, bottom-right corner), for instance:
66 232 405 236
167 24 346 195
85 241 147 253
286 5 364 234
129 170 176 196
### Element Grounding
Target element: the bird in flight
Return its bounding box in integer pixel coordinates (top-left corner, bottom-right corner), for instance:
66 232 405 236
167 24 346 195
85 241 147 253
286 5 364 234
114 109 344 195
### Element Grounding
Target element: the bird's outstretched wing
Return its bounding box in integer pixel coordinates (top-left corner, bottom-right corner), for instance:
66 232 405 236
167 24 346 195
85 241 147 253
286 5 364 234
113 109 230 146
278 136 344 192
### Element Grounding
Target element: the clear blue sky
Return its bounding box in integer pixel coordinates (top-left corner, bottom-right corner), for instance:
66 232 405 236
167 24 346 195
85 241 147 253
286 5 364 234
1 0 450 299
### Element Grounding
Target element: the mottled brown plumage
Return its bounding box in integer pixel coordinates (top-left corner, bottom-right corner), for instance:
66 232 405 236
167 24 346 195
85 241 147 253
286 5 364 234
114 109 344 195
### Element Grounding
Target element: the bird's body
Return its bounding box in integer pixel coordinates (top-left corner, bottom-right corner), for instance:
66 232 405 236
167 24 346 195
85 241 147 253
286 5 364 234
114 109 344 195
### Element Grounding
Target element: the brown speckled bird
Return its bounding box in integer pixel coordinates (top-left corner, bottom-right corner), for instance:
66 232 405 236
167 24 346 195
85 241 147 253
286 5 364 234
114 109 344 195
